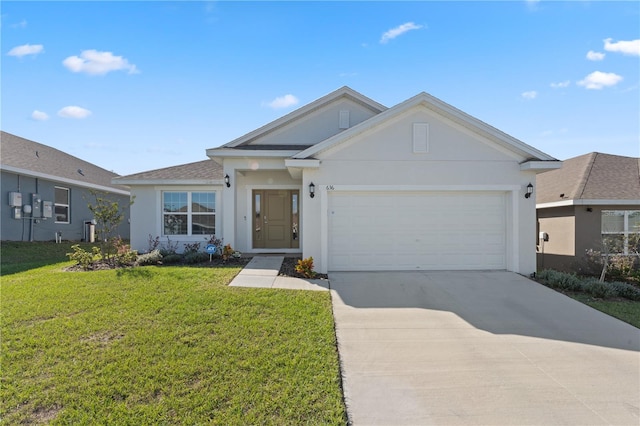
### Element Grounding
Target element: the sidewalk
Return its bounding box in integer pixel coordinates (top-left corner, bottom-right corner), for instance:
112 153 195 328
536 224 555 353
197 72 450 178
228 256 329 291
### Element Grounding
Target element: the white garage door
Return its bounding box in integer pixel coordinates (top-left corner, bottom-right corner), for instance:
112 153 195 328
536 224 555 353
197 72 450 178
328 191 507 271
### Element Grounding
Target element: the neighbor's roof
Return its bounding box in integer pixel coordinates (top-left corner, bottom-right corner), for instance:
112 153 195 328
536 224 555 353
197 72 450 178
113 159 224 185
0 131 129 195
536 152 640 207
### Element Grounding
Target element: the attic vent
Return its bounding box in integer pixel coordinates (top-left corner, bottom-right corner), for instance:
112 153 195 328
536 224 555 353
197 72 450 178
339 110 350 129
412 123 429 153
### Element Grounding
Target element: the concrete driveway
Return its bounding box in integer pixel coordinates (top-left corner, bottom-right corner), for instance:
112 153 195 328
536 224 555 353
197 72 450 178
330 271 640 425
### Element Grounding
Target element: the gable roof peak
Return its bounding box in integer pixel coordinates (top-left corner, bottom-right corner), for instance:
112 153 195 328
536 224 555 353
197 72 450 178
212 86 387 150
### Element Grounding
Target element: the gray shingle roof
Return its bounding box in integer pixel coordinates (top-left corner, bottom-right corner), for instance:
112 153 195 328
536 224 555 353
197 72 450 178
1 131 129 193
115 159 223 182
536 152 640 204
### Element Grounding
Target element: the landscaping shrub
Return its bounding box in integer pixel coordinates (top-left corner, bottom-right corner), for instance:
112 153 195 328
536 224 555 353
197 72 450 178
537 269 583 292
184 252 208 264
136 249 163 266
161 254 183 264
537 269 640 301
67 245 101 270
607 281 640 301
584 279 616 299
295 257 317 279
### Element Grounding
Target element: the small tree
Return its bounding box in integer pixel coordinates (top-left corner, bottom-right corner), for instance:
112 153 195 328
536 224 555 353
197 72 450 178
86 190 134 265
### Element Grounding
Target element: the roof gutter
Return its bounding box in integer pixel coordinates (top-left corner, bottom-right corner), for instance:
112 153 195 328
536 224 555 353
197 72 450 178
520 160 563 172
537 199 640 209
1 164 130 196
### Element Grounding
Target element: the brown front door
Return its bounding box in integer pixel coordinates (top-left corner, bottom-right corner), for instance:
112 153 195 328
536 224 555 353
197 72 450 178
253 190 299 249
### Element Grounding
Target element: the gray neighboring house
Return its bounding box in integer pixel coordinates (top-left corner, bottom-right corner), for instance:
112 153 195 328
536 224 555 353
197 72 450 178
536 152 640 272
1 131 131 242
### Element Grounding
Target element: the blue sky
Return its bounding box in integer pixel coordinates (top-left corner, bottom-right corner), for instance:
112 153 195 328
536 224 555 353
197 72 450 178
2 1 639 176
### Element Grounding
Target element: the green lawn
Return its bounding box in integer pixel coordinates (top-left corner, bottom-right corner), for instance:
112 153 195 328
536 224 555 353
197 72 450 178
1 243 347 424
569 294 640 329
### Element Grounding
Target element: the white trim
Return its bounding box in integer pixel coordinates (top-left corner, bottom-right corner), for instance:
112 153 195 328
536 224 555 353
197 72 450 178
284 159 320 168
317 184 520 192
2 164 130 196
244 184 302 252
520 161 562 171
537 199 640 209
206 148 301 159
158 189 220 238
114 179 222 186
54 186 70 224
509 190 519 273
294 93 557 162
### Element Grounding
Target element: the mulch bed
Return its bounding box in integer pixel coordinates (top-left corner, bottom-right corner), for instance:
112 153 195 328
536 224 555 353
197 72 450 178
278 257 329 280
65 257 332 280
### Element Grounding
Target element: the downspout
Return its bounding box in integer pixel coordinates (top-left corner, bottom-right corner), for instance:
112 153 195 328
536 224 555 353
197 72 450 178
29 178 39 242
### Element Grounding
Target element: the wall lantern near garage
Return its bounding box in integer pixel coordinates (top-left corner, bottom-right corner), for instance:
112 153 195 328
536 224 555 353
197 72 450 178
524 183 533 199
309 182 316 198
224 174 231 188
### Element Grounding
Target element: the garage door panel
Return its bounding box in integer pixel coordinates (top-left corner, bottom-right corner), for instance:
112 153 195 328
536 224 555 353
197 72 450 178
328 191 506 271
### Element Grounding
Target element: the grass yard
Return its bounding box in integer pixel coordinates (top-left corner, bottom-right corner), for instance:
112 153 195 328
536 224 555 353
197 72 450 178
569 294 640 329
1 243 347 424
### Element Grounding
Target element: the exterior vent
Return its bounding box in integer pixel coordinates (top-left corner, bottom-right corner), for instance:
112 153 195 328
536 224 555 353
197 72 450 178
412 123 429 153
339 110 350 129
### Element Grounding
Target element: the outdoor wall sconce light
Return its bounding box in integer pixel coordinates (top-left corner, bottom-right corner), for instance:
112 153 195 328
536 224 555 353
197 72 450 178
524 183 533 199
309 182 315 198
224 174 231 188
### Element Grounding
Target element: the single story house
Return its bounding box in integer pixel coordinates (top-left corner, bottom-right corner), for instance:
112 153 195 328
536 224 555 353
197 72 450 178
1 131 131 242
115 86 561 274
536 152 640 272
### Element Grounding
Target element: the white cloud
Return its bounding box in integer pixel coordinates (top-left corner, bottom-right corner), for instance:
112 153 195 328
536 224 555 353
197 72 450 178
380 22 424 44
31 110 49 121
603 38 640 56
526 0 540 11
62 50 139 75
263 94 299 109
7 43 43 57
521 91 538 100
11 20 27 29
550 80 571 89
577 71 623 90
58 106 92 119
586 50 605 61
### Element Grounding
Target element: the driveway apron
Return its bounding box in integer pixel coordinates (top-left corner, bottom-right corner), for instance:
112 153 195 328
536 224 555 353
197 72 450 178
330 271 640 425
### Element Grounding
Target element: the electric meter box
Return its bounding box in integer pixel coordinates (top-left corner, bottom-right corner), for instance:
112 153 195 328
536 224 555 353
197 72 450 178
9 192 22 207
32 193 41 218
43 201 53 218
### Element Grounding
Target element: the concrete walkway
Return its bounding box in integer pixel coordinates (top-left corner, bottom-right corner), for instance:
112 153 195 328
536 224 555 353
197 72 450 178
228 256 329 291
331 271 640 425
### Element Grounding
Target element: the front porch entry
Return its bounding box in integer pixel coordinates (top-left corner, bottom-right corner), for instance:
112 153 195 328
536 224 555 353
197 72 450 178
252 190 300 249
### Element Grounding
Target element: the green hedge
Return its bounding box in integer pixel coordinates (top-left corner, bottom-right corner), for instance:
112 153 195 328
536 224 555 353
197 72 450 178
537 269 640 301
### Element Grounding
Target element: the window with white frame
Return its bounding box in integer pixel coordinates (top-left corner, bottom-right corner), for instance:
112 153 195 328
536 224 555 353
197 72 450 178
163 191 216 236
601 210 640 255
55 186 70 223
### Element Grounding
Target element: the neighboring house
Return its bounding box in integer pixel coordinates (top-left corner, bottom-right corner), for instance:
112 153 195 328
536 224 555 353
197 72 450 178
536 152 640 272
115 86 560 274
1 131 131 242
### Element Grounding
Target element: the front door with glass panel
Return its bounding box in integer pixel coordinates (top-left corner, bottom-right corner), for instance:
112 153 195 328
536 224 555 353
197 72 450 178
253 190 299 249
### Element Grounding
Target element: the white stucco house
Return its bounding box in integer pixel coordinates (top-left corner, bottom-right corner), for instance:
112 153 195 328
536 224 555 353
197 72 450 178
114 87 561 274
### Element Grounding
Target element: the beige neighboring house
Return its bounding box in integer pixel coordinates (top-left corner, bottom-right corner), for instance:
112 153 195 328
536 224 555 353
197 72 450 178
115 86 561 275
536 152 640 272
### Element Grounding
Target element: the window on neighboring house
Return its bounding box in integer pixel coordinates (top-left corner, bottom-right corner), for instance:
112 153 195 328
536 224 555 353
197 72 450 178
601 210 640 255
55 186 70 223
163 191 216 236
